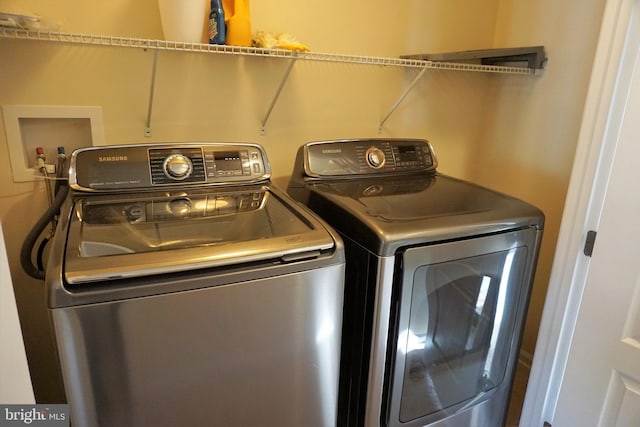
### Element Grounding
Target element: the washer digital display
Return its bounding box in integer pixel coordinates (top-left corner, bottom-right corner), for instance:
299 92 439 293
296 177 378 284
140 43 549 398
397 145 418 161
214 151 243 172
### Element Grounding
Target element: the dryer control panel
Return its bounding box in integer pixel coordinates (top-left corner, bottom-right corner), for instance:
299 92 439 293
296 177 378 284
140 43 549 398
69 143 271 192
302 138 438 178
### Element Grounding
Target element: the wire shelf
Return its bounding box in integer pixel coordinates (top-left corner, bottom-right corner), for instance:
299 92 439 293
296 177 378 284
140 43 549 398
1 28 537 134
1 28 534 75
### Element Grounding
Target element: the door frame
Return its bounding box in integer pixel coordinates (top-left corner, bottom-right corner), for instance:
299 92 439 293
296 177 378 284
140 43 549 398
520 0 638 425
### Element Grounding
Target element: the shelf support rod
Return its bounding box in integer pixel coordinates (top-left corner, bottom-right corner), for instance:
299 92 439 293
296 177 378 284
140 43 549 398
260 56 298 135
144 49 159 137
378 65 428 133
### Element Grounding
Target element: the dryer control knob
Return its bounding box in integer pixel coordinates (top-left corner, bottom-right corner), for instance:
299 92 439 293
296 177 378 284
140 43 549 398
366 147 386 169
164 154 193 180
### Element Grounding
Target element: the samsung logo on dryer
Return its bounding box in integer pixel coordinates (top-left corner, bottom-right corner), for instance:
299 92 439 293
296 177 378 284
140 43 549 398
98 155 128 162
321 148 342 154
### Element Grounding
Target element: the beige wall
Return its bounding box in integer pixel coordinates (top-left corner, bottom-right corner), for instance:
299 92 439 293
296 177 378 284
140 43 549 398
1 0 603 401
473 0 606 358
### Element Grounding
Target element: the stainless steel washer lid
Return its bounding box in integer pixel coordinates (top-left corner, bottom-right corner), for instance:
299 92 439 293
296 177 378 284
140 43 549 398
62 185 336 284
304 174 544 256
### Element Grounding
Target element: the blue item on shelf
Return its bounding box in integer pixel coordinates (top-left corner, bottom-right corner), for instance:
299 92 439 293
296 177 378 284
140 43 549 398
209 0 226 44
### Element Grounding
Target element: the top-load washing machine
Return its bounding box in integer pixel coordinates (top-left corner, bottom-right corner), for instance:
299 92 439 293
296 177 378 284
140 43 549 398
41 143 345 427
287 138 544 427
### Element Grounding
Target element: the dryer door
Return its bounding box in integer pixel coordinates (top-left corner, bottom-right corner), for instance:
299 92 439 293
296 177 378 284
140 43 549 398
386 227 540 427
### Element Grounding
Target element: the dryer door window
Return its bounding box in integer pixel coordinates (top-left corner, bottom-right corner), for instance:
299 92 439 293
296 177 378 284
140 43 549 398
386 229 538 427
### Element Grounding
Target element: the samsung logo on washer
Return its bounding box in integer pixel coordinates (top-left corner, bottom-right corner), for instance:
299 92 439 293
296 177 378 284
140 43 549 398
98 155 128 162
321 149 342 154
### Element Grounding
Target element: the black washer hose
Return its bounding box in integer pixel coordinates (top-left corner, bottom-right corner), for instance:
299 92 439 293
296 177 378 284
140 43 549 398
36 235 51 272
20 182 69 280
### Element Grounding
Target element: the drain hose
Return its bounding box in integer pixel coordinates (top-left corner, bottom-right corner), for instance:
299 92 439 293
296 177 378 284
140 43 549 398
20 183 69 280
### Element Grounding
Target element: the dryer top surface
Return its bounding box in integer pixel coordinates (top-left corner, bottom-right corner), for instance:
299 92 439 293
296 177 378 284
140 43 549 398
302 173 543 256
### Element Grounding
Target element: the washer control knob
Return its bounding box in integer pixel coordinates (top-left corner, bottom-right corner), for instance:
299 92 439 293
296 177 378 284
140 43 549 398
164 154 192 180
366 147 386 169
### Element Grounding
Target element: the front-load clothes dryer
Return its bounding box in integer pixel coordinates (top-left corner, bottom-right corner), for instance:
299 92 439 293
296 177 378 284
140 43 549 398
45 143 345 427
287 138 544 427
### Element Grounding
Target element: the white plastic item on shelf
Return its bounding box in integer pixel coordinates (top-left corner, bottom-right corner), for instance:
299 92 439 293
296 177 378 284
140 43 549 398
157 0 208 43
0 11 40 29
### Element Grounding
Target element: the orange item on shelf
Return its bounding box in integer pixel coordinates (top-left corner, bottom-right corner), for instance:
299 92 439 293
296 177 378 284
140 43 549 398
221 0 251 46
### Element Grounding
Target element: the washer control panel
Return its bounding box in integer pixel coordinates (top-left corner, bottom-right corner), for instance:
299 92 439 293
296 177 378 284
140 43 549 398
304 139 437 178
70 143 271 192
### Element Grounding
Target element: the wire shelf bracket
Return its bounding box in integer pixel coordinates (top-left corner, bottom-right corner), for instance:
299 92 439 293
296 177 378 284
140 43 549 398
379 65 428 133
260 56 298 135
144 49 159 137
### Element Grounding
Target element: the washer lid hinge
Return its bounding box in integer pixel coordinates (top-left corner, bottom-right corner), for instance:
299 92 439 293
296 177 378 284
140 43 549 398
583 230 597 257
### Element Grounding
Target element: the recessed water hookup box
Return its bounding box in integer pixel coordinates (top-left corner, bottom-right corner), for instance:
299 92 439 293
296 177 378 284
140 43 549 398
2 105 105 182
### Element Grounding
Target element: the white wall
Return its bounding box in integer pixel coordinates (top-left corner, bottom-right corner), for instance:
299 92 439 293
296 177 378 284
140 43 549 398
0 223 34 404
475 0 606 357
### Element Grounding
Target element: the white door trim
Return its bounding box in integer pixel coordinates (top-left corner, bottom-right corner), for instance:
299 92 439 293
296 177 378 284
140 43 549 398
520 0 638 424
